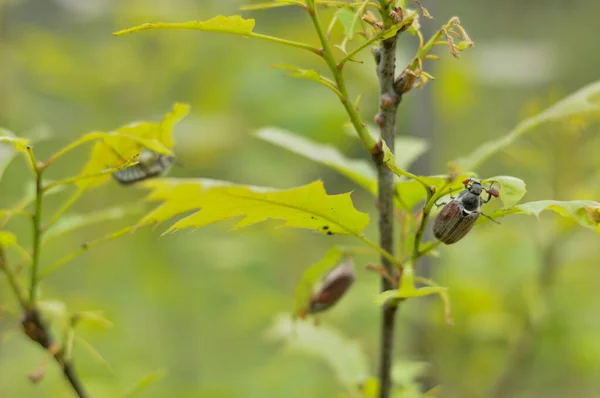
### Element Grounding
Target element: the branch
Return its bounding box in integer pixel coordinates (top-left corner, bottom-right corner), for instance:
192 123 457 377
22 309 88 397
372 2 401 397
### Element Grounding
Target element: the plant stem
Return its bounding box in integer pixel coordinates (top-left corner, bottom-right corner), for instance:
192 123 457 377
0 246 27 310
305 2 378 153
29 163 44 306
373 2 401 397
22 309 88 397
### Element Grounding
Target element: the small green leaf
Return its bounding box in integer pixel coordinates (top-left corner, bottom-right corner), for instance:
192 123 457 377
363 377 380 398
122 369 166 398
483 176 527 208
375 265 452 323
113 15 255 37
76 311 114 328
256 127 376 194
0 231 17 247
516 200 600 230
267 314 369 387
138 179 370 237
0 129 29 183
44 205 141 242
394 136 429 171
294 246 345 316
0 132 30 152
335 8 360 39
457 80 600 170
348 124 429 172
272 65 341 97
487 200 600 233
75 336 114 373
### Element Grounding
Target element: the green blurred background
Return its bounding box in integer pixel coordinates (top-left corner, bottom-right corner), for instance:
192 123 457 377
1 0 600 397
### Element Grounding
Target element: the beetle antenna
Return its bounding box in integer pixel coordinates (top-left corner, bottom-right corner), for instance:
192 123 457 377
481 212 500 224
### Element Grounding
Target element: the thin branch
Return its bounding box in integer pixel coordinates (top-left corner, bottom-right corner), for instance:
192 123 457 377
22 309 88 397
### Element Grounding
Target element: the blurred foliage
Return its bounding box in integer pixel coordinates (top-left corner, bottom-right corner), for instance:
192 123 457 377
1 1 600 398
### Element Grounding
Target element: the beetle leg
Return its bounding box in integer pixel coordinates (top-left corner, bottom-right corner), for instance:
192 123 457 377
435 200 448 208
481 212 500 224
482 193 493 204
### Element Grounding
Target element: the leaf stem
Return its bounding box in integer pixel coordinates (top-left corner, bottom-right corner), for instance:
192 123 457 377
249 32 322 54
358 235 401 267
45 190 83 231
39 227 132 280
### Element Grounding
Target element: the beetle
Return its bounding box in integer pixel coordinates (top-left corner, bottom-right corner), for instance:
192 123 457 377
433 178 499 245
297 257 355 319
112 149 174 185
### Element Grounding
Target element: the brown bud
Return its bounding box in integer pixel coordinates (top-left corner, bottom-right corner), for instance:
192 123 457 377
375 113 385 126
381 93 397 108
393 69 418 95
389 7 403 24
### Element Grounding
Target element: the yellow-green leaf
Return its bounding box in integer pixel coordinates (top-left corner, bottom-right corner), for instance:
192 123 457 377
335 7 361 39
0 231 17 247
272 65 341 97
256 127 376 194
0 129 30 182
75 336 114 373
294 246 346 316
267 314 369 387
76 311 114 328
375 265 451 323
457 80 600 170
347 124 429 172
122 369 167 398
137 179 370 237
488 200 600 233
44 205 141 242
483 176 527 208
113 15 255 37
394 136 429 171
0 132 30 152
75 104 188 190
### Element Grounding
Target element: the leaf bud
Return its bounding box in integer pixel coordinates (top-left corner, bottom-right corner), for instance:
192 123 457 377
393 69 418 95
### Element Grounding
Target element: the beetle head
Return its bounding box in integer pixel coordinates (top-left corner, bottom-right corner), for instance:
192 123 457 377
463 178 483 195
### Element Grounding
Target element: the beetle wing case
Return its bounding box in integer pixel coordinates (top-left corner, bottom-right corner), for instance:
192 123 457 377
433 200 480 244
112 154 174 185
